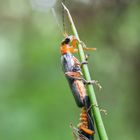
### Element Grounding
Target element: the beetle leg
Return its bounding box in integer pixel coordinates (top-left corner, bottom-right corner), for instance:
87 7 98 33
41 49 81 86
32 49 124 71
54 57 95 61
69 46 78 53
81 60 88 67
65 72 102 91
72 54 89 69
93 80 102 90
81 59 88 65
85 54 89 61
90 104 108 115
65 72 102 90
82 79 94 85
72 56 81 66
79 41 96 51
82 79 102 91
100 109 108 115
80 54 89 68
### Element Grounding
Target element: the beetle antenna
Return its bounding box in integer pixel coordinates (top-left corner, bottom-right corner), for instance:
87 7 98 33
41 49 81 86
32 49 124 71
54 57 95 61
62 0 66 34
51 8 64 36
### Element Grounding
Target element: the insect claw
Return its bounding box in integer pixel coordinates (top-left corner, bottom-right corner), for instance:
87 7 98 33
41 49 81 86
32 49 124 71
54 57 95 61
100 109 108 115
92 104 108 115
85 54 89 61
70 123 73 128
93 80 102 91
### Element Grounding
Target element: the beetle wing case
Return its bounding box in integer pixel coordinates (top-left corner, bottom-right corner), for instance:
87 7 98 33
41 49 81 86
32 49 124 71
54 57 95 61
61 53 74 72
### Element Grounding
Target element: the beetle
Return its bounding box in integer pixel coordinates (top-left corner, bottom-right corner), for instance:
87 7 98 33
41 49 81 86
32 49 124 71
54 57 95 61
60 35 98 139
60 35 99 107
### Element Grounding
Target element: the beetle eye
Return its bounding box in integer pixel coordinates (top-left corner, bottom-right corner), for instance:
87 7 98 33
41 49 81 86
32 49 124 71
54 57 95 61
65 38 70 44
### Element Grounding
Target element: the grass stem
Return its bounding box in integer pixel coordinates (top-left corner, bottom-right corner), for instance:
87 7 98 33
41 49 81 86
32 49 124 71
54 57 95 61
62 3 109 140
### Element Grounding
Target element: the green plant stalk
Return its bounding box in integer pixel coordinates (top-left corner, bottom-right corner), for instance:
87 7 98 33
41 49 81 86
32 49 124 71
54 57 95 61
62 3 108 140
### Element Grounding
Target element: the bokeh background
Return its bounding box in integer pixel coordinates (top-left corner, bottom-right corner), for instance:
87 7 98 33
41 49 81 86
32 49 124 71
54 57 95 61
0 0 140 140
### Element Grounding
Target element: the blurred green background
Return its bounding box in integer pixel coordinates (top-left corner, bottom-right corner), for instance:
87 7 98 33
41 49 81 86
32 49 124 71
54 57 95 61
0 0 140 140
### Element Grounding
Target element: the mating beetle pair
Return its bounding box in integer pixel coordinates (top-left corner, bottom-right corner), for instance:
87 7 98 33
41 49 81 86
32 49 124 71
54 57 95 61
60 35 100 140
